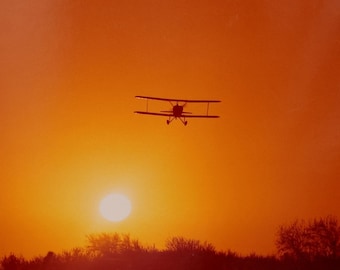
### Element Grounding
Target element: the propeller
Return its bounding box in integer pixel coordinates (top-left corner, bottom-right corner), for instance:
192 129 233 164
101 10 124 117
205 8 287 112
160 102 192 114
181 102 192 114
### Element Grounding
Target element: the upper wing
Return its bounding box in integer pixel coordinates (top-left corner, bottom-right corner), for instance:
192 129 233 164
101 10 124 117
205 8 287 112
135 95 221 103
134 111 172 117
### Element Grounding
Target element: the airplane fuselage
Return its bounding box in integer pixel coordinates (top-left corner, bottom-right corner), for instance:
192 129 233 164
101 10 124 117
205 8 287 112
173 104 183 117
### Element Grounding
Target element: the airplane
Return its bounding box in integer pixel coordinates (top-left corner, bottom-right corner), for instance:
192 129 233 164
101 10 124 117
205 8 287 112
134 95 221 125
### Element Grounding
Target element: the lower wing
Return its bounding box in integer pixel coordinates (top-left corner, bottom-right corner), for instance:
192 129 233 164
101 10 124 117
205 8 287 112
134 111 172 117
184 115 220 118
135 111 219 118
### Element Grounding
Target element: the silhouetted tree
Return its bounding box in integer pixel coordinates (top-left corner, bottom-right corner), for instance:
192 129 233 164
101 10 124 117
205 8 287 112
309 216 340 259
164 236 217 270
276 220 308 260
1 254 25 270
9 230 340 270
276 216 340 262
58 247 90 264
165 236 216 255
86 232 146 258
86 233 121 257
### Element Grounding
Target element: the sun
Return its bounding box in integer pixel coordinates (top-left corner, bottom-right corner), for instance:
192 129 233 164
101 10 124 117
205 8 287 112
99 193 132 222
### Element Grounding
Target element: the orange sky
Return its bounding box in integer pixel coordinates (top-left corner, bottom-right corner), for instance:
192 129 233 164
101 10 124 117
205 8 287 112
1 0 340 257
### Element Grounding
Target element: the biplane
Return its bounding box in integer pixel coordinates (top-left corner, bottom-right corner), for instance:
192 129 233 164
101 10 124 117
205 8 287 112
134 96 221 125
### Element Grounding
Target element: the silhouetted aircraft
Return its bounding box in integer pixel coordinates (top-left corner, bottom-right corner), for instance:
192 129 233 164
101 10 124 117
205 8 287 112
134 96 221 125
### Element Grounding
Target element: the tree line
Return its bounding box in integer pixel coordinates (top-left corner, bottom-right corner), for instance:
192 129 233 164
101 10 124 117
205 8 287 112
2 216 340 270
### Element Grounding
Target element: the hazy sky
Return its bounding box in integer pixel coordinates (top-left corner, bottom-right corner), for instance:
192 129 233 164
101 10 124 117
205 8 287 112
1 0 340 257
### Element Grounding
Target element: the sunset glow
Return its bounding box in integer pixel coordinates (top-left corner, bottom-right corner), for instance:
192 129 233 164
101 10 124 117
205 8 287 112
1 0 340 259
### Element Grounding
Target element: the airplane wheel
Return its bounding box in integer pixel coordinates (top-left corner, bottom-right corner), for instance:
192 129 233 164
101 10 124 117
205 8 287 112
185 121 188 126
166 120 170 125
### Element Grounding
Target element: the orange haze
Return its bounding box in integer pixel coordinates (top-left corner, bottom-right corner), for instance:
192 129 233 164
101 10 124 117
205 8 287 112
1 0 340 258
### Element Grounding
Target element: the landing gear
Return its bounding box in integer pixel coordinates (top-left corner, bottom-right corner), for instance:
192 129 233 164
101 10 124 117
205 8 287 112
167 117 187 126
167 117 174 125
179 117 188 126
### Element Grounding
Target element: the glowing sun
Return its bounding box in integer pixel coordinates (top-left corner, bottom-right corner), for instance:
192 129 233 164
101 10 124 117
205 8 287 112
99 193 132 222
